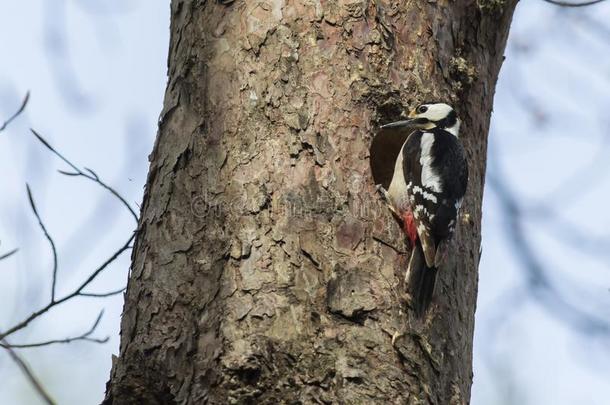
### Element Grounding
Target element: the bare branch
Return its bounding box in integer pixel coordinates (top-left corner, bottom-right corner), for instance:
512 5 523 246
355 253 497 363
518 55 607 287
56 169 80 176
79 287 126 298
1 339 56 405
0 248 19 261
30 129 139 222
1 311 108 349
543 0 607 6
0 92 30 132
26 185 59 302
0 127 138 343
487 172 610 336
84 167 100 180
0 53 139 405
0 233 134 341
523 204 610 261
30 129 80 173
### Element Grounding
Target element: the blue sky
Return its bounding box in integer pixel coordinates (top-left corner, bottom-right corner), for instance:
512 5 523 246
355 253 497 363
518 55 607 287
1 1 609 404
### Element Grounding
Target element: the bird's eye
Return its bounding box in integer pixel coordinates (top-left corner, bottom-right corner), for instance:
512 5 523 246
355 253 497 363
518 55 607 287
417 105 428 114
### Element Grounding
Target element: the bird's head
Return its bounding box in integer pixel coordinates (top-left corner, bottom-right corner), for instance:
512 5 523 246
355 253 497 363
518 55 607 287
381 102 460 136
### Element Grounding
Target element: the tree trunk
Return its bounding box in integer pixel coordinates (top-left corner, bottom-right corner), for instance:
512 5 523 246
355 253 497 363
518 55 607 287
104 1 517 404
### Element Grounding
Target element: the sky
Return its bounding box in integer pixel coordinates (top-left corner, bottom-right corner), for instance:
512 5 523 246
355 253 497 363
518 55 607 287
1 1 609 404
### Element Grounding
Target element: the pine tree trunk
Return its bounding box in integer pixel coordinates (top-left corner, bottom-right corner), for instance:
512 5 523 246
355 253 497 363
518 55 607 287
104 1 517 404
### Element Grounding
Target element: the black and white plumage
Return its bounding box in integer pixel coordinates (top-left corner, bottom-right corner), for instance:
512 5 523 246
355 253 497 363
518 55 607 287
374 103 468 316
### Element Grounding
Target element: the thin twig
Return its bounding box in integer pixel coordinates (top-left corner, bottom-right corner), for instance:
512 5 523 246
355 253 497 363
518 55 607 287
30 129 139 222
0 92 30 132
0 248 19 261
0 233 134 341
26 185 59 302
0 129 138 340
542 0 607 6
1 311 108 349
0 118 139 400
1 339 56 405
79 287 126 298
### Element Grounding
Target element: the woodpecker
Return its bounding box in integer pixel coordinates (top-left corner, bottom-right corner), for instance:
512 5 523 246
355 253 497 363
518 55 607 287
374 103 468 317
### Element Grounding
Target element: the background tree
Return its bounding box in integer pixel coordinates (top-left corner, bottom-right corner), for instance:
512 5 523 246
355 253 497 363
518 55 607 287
103 1 517 403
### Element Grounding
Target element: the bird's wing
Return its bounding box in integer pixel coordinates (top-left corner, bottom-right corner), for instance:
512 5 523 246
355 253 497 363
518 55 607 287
401 131 438 268
433 130 468 201
427 130 468 241
426 130 469 267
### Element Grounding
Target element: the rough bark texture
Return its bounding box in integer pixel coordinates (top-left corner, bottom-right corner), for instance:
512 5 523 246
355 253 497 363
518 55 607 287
105 1 517 404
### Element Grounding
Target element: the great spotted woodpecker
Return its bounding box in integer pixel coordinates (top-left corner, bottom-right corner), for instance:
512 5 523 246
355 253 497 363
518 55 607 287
375 103 468 316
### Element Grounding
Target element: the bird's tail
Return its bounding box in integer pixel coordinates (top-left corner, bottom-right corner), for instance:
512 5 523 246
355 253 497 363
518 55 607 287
406 241 438 317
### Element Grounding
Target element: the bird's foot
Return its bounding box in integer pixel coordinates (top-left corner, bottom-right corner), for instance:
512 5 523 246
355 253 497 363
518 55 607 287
376 184 399 216
376 184 390 201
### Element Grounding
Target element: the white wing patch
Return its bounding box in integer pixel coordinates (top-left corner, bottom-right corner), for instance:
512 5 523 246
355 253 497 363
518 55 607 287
414 204 434 221
417 222 428 235
419 133 443 193
412 185 438 203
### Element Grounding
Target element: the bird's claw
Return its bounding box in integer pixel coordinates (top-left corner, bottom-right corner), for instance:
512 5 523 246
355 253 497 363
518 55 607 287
376 184 389 200
376 184 400 217
376 185 393 207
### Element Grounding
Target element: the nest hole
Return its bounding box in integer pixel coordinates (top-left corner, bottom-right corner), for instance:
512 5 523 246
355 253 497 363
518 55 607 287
369 103 411 189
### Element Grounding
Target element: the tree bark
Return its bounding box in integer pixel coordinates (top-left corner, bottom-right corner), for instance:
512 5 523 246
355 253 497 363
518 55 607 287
104 1 517 404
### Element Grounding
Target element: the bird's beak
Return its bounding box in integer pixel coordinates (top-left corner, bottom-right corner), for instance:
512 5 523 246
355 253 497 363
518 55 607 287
380 117 430 130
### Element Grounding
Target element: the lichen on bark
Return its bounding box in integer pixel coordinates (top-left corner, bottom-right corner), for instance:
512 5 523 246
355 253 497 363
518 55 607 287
478 0 507 13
